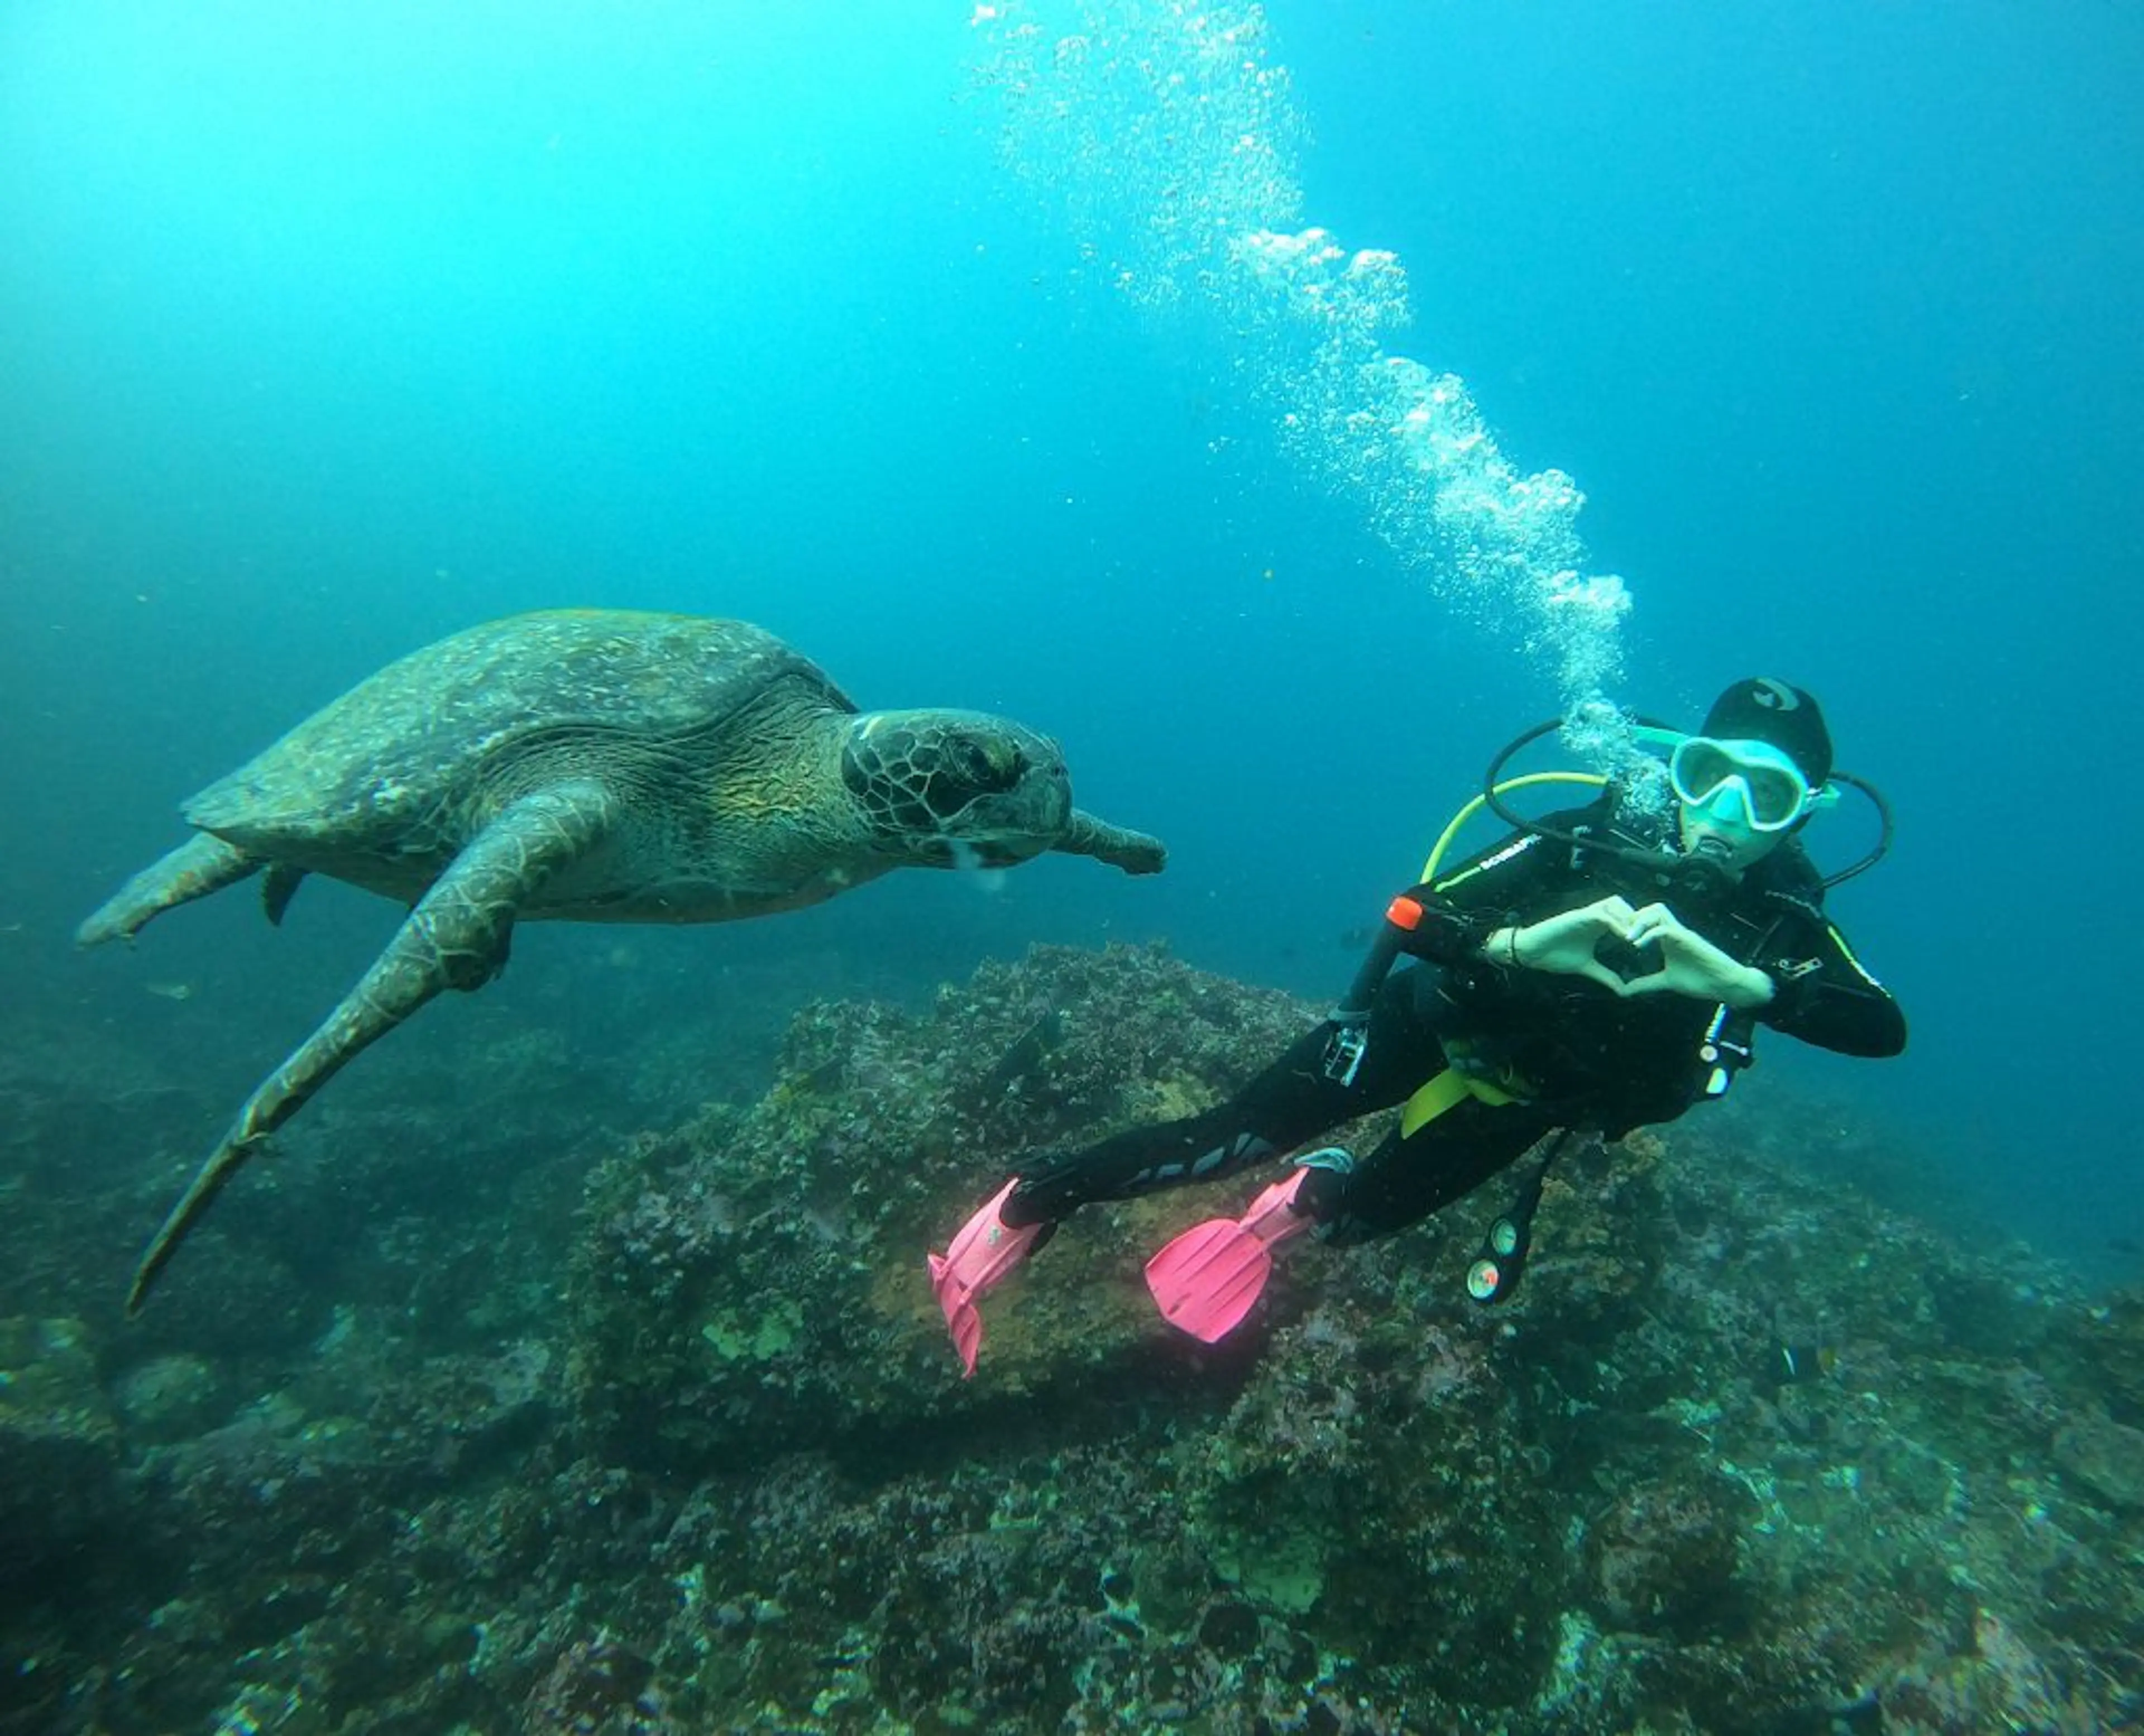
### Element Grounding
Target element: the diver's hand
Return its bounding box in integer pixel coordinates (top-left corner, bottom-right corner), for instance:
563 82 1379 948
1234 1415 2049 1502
1492 896 1643 993
1619 903 1774 1008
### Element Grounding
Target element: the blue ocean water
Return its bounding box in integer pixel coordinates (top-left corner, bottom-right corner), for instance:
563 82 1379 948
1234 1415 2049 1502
2 2 2138 1276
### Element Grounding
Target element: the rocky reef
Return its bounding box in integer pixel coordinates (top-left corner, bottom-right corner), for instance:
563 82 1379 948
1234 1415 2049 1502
4 941 2141 1733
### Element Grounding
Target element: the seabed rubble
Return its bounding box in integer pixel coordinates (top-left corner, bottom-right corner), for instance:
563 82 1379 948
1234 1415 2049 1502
2 943 2139 1733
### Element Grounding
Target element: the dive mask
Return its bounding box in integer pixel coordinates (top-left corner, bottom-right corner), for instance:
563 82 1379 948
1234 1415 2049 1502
1668 735 1824 833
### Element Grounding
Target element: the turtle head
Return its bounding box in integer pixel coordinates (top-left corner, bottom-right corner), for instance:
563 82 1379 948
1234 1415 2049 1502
841 710 1072 868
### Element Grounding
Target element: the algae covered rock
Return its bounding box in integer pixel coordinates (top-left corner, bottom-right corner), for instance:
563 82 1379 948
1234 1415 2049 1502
548 943 2144 1732
109 1351 231 1443
562 942 1323 1465
0 1316 128 1595
1590 1474 1755 1638
2052 1408 2144 1510
19 943 2138 1733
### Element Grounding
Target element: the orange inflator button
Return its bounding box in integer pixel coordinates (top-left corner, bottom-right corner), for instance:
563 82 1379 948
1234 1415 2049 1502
1385 896 1425 930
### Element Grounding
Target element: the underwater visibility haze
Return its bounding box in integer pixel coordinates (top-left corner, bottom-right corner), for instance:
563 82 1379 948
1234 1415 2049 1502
2 2 2141 1730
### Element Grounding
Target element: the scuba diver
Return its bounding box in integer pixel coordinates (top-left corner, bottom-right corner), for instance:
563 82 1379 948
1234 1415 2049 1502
926 678 1906 1376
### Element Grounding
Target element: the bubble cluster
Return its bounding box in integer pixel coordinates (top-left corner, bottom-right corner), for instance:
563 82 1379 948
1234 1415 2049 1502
972 1 1632 728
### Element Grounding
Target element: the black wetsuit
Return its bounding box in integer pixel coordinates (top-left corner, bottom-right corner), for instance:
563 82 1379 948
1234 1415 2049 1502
1004 795 1905 1242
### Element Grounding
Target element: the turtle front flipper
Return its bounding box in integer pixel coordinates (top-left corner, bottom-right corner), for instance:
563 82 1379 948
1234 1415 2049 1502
125 779 620 1315
78 833 261 948
1056 809 1167 876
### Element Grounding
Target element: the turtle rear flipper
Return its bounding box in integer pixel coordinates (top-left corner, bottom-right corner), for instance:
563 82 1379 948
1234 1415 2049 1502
125 779 619 1315
77 834 261 948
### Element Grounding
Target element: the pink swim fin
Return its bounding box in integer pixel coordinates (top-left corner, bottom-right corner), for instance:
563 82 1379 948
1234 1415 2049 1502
1144 1169 1313 1343
927 1178 1043 1378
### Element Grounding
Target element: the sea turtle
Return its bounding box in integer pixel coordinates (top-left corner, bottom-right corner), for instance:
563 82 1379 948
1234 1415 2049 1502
80 609 1166 1314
